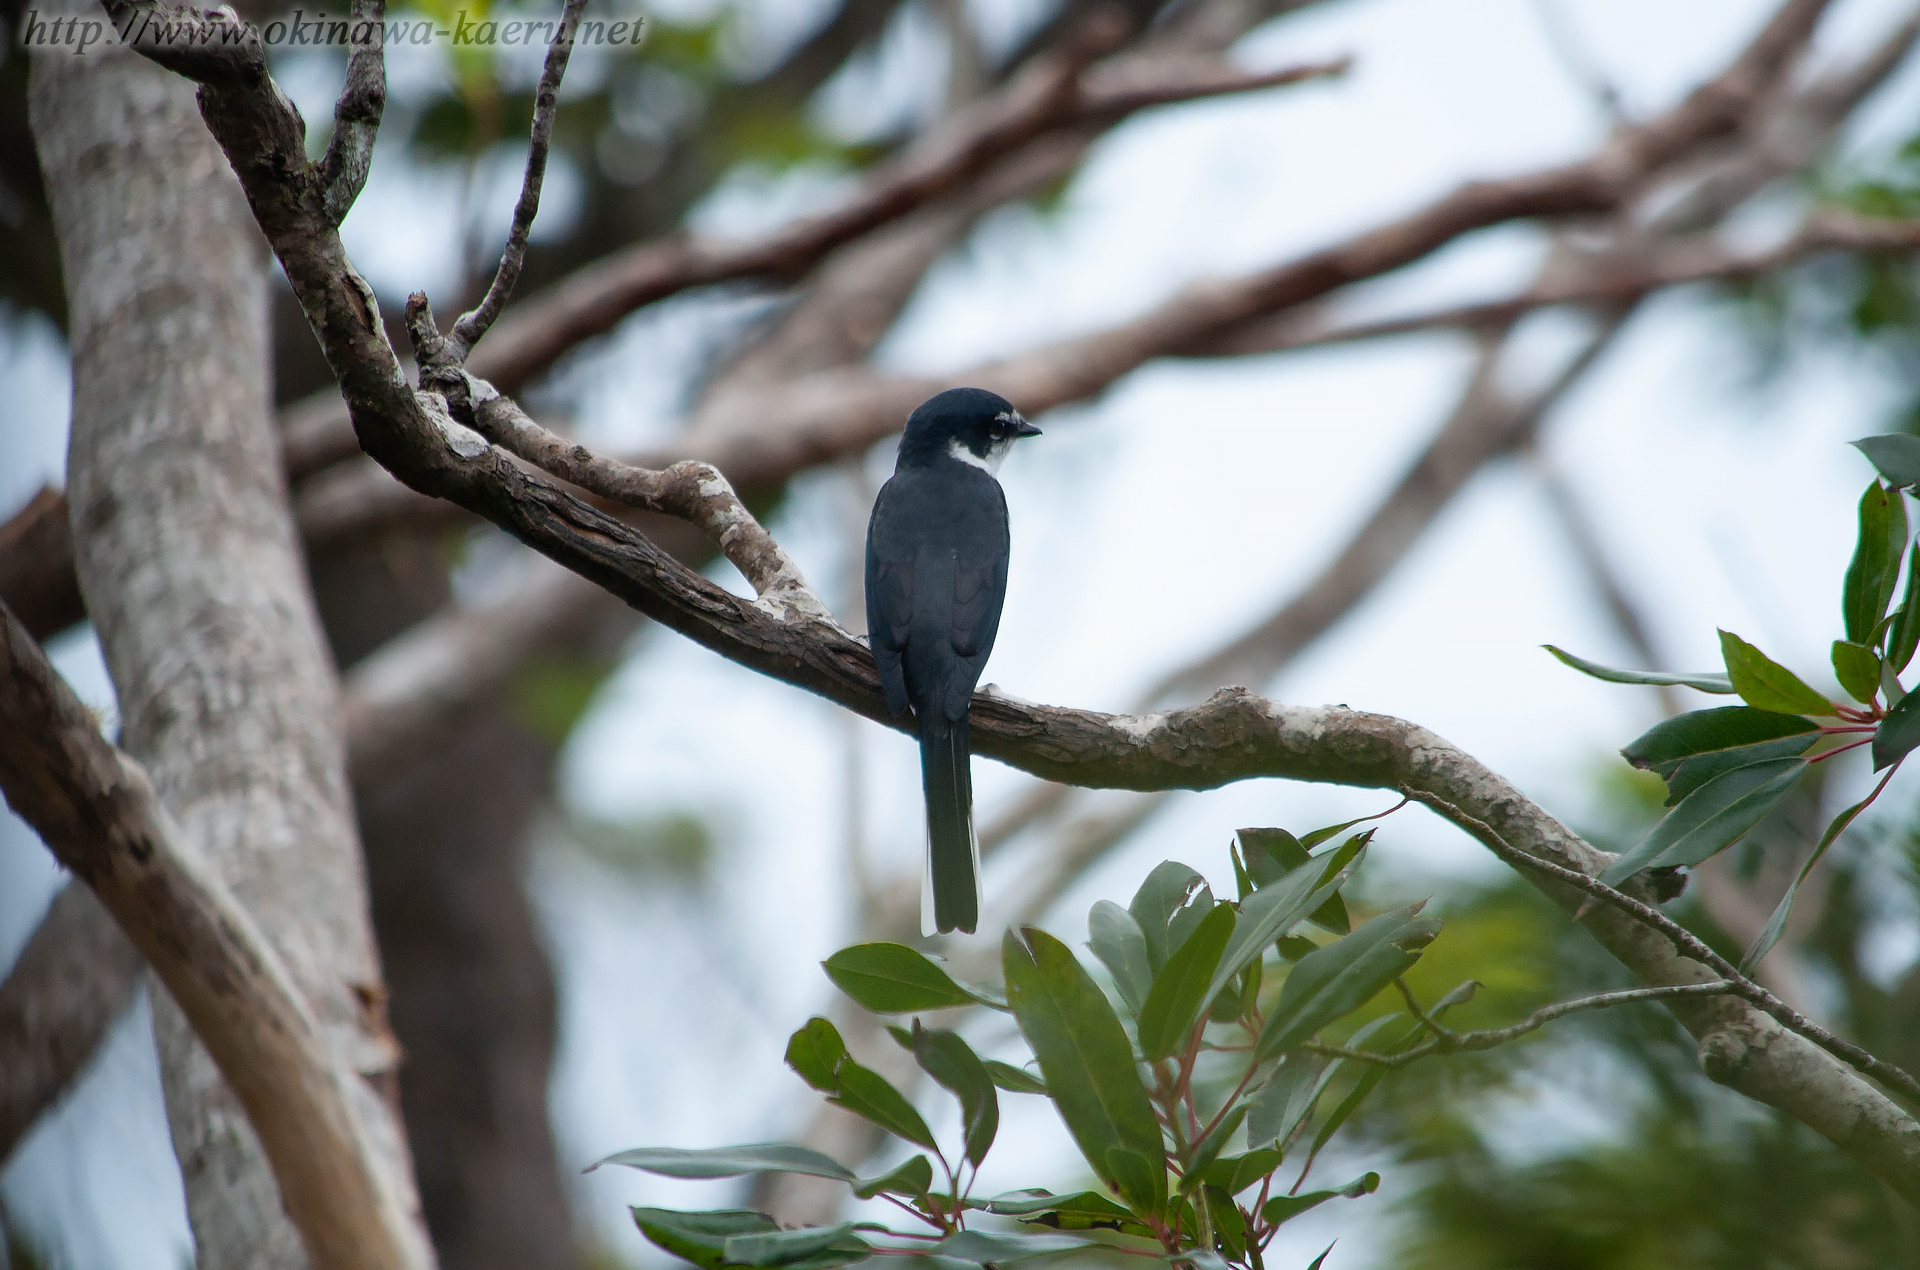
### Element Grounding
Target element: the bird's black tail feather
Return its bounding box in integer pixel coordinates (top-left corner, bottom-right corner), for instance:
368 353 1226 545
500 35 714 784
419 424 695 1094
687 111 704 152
919 713 979 934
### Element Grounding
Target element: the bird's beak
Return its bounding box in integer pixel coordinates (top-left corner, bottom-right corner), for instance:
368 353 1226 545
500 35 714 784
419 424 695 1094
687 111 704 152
1012 415 1042 438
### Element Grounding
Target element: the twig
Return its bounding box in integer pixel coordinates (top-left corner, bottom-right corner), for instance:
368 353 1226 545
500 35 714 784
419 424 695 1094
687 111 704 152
316 0 387 226
1399 787 1920 1107
407 294 835 621
1393 977 1458 1045
1309 982 1739 1069
1528 0 1626 126
446 0 588 356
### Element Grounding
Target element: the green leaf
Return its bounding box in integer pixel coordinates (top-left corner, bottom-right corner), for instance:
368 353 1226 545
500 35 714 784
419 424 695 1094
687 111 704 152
931 1230 1097 1262
1129 862 1206 972
823 944 983 1013
984 1061 1047 1095
1622 707 1819 771
1165 886 1217 961
1306 1244 1336 1270
1179 1104 1247 1194
1208 834 1370 1011
1599 757 1807 883
1663 736 1821 806
1301 1065 1385 1171
1876 687 1920 769
1202 1146 1286 1195
633 1209 778 1270
1834 641 1883 704
1257 907 1441 1060
1855 434 1920 488
985 1189 1142 1233
785 1018 848 1093
1237 956 1264 1020
1741 791 1880 976
1260 1173 1379 1226
1276 935 1317 961
1137 902 1236 1061
1087 901 1154 1017
1245 1055 1332 1149
908 1022 998 1166
1236 828 1349 932
1299 817 1382 849
1620 706 1819 805
1003 927 1167 1213
853 1155 933 1199
1204 1185 1247 1261
723 1223 865 1268
1890 543 1920 672
1844 481 1906 644
1718 631 1834 716
593 1143 854 1182
1103 1148 1163 1217
1543 645 1735 694
830 1054 938 1151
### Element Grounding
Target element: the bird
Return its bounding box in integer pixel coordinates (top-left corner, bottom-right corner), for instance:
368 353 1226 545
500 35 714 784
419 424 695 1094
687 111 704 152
865 387 1041 935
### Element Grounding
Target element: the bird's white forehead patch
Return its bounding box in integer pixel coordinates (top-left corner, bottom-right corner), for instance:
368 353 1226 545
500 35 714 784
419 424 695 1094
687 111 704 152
949 436 1011 474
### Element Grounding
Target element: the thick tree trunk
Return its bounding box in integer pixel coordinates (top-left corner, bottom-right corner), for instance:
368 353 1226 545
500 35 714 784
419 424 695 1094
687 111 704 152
29 20 432 1270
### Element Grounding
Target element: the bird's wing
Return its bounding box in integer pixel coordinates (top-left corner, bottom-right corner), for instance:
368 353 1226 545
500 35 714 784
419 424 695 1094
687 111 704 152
943 483 1010 719
864 481 915 716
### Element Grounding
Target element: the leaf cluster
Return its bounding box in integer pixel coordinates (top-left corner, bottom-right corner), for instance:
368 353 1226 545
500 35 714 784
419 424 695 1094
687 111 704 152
595 821 1457 1270
1548 437 1920 969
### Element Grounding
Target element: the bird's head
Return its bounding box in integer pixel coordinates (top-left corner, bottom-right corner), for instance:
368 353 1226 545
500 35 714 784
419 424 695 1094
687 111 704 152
898 387 1042 473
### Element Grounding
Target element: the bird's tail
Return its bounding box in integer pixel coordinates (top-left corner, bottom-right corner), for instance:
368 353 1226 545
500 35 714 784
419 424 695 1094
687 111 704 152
919 712 980 935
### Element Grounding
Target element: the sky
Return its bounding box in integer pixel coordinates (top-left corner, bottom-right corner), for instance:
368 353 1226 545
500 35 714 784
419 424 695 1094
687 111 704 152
6 0 1920 1266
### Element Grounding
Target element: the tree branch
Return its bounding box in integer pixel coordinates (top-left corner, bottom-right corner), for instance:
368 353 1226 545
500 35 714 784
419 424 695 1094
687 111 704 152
1397 788 1920 1108
0 883 142 1162
0 487 83 640
1204 211 1920 359
0 604 428 1270
444 0 587 357
315 0 386 226
1308 982 1741 1069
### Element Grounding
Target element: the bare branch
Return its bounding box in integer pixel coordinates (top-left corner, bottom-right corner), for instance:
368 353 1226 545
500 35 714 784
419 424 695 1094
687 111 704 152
0 885 142 1163
1207 212 1920 359
0 488 84 640
0 604 427 1270
408 294 837 620
1144 306 1629 707
1525 447 1683 717
445 0 588 356
1398 787 1920 1108
315 0 387 226
1309 982 1741 1069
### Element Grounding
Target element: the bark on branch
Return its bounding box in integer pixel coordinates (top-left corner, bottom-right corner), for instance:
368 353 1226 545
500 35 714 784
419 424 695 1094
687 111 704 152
0 604 429 1270
97 0 1920 1204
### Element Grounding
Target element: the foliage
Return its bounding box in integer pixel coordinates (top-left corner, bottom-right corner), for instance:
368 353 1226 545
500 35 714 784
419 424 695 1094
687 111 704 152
1389 1104 1909 1270
1364 848 1920 1267
1549 438 1920 969
595 822 1463 1269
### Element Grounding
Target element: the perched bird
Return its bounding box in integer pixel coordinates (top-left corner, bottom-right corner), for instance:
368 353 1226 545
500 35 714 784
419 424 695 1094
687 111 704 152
865 388 1041 935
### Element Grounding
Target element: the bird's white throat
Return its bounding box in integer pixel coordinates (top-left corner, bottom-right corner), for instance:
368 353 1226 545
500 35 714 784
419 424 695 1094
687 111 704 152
948 436 1012 474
